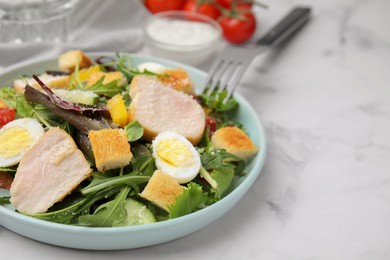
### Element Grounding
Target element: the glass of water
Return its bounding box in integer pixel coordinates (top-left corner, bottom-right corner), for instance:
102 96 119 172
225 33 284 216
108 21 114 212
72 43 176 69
0 0 79 43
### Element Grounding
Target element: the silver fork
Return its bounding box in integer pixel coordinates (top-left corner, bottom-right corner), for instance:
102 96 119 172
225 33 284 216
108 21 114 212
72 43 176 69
202 7 312 102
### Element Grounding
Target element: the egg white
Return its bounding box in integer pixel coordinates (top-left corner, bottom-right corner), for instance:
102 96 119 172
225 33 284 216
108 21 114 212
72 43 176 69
137 62 167 74
152 131 201 184
0 118 45 167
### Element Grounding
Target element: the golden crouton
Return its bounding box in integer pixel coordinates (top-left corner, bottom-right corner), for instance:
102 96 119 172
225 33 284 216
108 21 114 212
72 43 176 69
86 71 126 87
13 74 70 93
59 50 93 72
88 129 132 172
157 68 194 94
140 170 184 212
211 126 257 160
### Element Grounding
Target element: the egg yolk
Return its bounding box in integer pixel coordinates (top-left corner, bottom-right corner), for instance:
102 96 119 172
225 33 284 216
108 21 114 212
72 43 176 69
0 127 32 158
156 138 194 168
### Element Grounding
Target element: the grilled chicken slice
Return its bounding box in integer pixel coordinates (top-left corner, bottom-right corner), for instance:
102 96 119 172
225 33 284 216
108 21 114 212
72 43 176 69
10 128 92 214
128 76 205 145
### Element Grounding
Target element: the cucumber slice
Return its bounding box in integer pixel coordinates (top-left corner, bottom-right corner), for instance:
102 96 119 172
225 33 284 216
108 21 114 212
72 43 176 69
53 89 99 106
123 198 156 226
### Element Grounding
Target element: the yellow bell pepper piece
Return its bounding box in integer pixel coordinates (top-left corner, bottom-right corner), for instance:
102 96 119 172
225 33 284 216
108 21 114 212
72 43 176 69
75 65 101 82
86 71 126 87
107 94 128 127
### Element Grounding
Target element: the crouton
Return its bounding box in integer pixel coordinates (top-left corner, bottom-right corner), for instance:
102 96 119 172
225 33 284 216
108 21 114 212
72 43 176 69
13 74 70 93
88 129 132 172
128 76 205 145
59 50 93 72
86 71 126 87
157 68 194 94
211 126 257 160
140 170 183 211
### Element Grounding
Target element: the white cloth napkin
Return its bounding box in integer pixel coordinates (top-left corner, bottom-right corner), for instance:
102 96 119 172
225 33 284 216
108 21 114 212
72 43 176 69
0 0 150 71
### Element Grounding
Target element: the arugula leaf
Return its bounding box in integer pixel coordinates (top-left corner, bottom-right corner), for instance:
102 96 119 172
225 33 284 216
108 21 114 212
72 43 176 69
0 87 18 108
115 53 134 82
83 76 123 97
131 144 152 158
129 69 169 77
201 149 242 171
0 197 10 205
168 183 207 219
200 89 238 112
130 156 155 177
125 120 143 142
25 188 119 224
81 173 150 196
0 166 17 173
78 186 130 227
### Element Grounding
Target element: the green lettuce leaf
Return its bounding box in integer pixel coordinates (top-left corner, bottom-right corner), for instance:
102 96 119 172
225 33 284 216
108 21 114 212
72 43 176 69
210 168 235 199
0 87 18 108
168 183 207 219
16 94 69 130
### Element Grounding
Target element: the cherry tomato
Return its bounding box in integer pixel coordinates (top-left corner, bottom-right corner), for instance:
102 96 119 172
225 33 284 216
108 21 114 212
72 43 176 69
0 107 15 128
216 0 253 9
144 0 185 14
218 10 256 43
182 0 221 20
205 116 217 136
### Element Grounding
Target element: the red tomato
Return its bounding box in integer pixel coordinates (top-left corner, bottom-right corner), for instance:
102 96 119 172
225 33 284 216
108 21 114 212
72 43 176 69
205 116 217 137
182 0 221 20
216 0 253 9
0 107 15 128
144 0 185 14
218 10 256 43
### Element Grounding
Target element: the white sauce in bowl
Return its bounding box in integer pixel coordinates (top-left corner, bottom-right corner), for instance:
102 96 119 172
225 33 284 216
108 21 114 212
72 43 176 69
146 18 220 49
143 11 222 66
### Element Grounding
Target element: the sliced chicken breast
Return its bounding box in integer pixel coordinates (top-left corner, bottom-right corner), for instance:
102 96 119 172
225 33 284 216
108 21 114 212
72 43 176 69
128 76 205 145
10 128 92 214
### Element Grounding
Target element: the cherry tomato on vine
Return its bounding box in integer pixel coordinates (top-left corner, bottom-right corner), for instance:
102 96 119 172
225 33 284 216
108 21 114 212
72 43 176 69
216 0 253 9
144 0 185 14
182 0 221 20
219 10 256 43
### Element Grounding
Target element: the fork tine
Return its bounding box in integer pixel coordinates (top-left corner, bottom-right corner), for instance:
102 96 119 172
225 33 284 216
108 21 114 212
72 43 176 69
217 61 239 92
224 62 249 103
202 45 256 101
201 58 224 94
206 60 229 96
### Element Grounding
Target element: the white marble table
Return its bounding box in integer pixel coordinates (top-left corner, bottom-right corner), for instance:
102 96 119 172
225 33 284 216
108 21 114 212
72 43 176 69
1 0 390 259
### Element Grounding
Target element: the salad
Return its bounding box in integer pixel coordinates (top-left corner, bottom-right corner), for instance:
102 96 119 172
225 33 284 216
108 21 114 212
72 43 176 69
0 50 257 227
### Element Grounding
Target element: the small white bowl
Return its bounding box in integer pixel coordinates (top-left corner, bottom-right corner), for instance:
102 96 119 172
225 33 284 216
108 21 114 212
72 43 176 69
143 11 222 67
